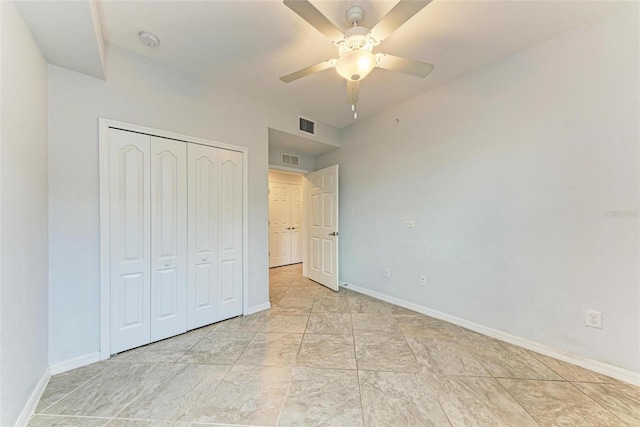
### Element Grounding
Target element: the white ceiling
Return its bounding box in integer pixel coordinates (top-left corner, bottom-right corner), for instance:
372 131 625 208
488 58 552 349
98 0 627 128
19 1 629 129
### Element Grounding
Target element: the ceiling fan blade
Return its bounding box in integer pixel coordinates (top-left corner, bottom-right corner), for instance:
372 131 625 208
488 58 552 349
346 80 360 105
283 0 344 43
376 54 434 78
280 60 334 83
370 0 432 42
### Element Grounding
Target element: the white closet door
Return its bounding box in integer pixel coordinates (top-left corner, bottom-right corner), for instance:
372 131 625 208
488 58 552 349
269 183 292 267
150 137 187 341
187 144 219 330
218 149 243 320
290 184 303 264
109 129 151 353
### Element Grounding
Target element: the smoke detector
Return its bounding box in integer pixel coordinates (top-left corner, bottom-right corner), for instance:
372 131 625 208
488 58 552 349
138 31 160 48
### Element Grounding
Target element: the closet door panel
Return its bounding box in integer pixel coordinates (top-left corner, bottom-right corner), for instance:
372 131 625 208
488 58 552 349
218 149 243 320
150 137 187 341
187 144 219 329
109 129 151 354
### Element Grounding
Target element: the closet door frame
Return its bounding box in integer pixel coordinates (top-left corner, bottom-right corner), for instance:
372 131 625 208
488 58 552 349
98 119 249 361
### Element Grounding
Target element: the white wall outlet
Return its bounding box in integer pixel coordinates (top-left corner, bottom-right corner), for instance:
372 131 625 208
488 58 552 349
383 268 390 279
403 220 415 228
585 310 602 328
419 275 427 286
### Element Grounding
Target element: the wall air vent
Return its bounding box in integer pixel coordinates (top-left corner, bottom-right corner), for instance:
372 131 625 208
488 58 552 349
281 153 300 167
299 116 316 135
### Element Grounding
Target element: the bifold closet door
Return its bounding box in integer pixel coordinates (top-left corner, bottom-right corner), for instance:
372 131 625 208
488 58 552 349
187 143 219 329
150 137 187 341
109 129 152 354
217 148 243 320
187 144 243 329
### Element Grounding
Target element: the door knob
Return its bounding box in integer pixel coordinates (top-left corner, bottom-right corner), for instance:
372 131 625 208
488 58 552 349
202 256 208 261
329 232 338 236
164 261 171 267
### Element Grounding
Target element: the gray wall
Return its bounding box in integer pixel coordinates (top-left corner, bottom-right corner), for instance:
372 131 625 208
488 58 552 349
1 2 50 425
317 5 639 373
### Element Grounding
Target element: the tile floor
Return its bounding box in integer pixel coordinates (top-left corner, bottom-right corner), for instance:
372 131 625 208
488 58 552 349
30 264 639 426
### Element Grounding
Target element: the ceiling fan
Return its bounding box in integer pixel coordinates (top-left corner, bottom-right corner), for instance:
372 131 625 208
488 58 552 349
280 0 435 119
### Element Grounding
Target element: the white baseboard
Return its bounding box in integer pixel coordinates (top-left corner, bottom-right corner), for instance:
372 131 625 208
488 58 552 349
50 352 101 375
341 281 640 386
245 302 271 316
15 367 50 427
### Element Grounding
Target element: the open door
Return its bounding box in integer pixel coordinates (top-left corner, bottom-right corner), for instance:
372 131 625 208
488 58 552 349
307 165 339 291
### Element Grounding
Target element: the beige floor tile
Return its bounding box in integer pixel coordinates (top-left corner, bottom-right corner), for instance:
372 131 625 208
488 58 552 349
41 363 162 417
204 312 269 333
470 340 563 380
178 332 254 364
117 364 229 421
351 313 401 336
33 265 640 427
355 335 420 372
306 312 353 334
395 315 456 339
500 379 627 426
110 329 208 363
35 362 112 413
296 334 356 370
312 297 351 313
28 415 109 427
437 376 538 427
283 286 323 298
573 382 640 425
279 367 363 426
235 332 303 366
348 296 392 314
275 296 315 309
269 306 311 316
260 314 309 333
290 276 319 287
359 370 450 426
107 420 190 427
184 365 293 425
314 285 348 298
405 336 490 376
389 304 423 316
531 352 620 383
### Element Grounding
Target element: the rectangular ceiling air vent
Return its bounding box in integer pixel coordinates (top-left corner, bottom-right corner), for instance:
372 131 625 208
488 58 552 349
281 153 300 166
299 116 316 135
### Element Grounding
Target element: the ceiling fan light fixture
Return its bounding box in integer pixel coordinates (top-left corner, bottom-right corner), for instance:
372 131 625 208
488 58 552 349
336 49 375 81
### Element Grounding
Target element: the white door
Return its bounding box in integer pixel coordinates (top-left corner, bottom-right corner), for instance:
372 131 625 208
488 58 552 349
109 129 151 353
150 137 187 341
290 184 303 263
307 165 339 291
187 143 218 330
269 183 292 267
217 149 243 320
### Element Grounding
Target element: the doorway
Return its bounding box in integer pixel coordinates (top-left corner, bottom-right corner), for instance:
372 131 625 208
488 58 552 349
269 169 304 268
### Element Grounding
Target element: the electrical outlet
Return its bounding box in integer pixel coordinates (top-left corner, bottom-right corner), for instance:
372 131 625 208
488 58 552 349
383 268 390 279
403 220 415 228
419 275 427 286
585 310 602 329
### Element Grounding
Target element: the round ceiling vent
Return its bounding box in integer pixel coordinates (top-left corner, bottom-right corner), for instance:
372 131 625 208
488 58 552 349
138 31 160 48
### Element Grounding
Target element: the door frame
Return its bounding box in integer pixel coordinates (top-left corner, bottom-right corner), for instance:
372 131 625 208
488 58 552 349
98 118 249 360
